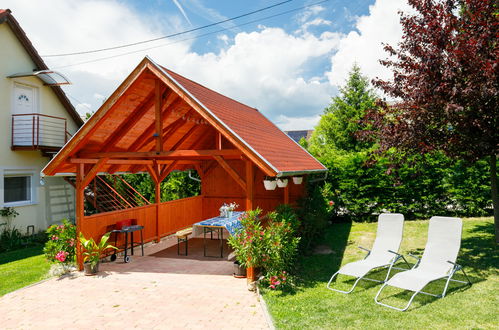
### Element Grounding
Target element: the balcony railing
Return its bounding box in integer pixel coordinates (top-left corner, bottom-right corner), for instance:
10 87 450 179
11 113 69 150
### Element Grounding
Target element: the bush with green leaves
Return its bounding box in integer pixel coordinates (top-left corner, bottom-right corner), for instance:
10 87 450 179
43 219 76 266
227 209 265 268
260 211 300 281
297 183 329 250
0 227 23 252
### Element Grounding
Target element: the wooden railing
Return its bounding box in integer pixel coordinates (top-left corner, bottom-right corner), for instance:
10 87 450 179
11 113 68 149
81 196 203 244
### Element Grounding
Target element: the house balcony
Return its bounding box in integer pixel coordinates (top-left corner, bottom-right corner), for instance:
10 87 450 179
11 113 70 155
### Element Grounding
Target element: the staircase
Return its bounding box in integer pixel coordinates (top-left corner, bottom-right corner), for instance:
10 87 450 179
65 175 151 215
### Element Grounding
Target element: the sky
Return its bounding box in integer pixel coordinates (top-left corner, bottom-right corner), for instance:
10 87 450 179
3 0 412 130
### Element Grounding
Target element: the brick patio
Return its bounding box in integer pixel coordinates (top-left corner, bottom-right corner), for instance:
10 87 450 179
0 236 270 329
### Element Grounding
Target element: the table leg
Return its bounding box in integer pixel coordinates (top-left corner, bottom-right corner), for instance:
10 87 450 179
203 227 207 257
220 228 223 258
140 229 144 256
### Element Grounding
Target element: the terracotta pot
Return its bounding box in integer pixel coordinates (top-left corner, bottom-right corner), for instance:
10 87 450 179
246 266 256 284
83 262 99 276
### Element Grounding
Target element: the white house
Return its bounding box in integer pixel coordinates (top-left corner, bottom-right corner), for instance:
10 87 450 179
0 9 83 233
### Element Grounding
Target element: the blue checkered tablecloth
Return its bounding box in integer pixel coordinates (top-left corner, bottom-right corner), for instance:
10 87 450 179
193 211 244 236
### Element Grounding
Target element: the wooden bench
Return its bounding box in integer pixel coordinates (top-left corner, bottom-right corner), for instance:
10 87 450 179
175 227 193 256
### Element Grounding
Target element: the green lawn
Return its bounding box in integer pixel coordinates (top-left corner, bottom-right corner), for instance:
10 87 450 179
262 217 498 329
0 246 51 296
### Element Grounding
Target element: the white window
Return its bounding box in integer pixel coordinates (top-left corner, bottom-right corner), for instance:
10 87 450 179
3 174 33 206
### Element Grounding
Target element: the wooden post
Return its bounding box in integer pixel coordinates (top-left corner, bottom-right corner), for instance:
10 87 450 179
284 184 289 205
245 161 254 211
155 179 161 242
155 80 163 152
75 163 85 270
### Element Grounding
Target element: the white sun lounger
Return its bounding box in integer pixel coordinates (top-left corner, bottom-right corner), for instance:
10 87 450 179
327 213 409 294
375 216 472 311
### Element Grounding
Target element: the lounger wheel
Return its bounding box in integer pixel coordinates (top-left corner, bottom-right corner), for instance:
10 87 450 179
110 254 117 262
124 256 131 263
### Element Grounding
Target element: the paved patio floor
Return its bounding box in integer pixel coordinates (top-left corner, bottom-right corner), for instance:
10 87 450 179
0 235 270 329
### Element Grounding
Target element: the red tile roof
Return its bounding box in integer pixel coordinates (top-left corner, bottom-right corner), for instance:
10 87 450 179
163 68 326 174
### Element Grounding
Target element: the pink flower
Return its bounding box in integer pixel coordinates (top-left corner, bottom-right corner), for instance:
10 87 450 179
269 285 275 289
329 200 334 206
55 251 67 262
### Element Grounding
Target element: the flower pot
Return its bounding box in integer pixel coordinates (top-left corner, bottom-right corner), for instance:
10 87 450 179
263 179 277 190
292 176 303 185
277 178 288 188
246 266 256 284
83 262 99 276
233 261 246 278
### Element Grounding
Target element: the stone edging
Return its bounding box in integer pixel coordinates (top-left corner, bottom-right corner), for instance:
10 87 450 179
256 285 276 330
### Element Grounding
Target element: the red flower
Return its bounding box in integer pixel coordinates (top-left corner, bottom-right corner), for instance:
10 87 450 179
328 200 334 206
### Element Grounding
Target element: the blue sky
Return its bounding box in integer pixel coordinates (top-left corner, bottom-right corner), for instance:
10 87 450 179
3 0 409 130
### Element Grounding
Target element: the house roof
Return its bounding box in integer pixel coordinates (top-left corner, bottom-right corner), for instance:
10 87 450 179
42 56 326 177
0 9 83 126
162 68 326 175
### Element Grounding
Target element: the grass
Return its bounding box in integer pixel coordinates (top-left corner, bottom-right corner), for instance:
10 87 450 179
262 217 499 329
0 245 51 296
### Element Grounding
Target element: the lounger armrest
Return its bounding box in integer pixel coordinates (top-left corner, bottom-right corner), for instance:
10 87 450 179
447 260 462 269
387 249 402 256
408 253 420 261
358 246 370 252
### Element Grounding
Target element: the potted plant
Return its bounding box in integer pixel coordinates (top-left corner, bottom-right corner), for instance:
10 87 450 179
292 176 303 185
263 177 277 190
277 177 288 188
227 209 264 284
79 232 117 276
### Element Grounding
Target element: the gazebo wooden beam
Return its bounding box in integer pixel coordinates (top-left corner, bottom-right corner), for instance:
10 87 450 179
214 155 246 191
81 157 109 188
170 124 200 151
79 149 242 159
69 158 200 165
158 160 179 182
100 92 155 152
155 80 164 152
132 98 187 151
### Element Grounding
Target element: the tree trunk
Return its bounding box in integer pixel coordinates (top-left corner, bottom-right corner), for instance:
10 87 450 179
490 154 499 244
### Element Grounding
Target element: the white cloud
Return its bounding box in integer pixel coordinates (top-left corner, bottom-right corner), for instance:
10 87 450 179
327 0 412 88
275 114 321 131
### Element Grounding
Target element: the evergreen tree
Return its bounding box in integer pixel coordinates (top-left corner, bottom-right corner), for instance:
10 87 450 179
309 64 377 156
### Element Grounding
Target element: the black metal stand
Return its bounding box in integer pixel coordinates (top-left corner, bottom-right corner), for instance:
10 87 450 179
111 225 144 263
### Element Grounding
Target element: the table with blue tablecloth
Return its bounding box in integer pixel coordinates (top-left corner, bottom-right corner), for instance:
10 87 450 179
193 211 244 258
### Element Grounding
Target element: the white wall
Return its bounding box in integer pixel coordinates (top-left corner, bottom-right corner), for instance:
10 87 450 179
0 22 78 232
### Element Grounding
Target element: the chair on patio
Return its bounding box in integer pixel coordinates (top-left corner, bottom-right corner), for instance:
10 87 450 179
327 213 409 294
374 216 472 311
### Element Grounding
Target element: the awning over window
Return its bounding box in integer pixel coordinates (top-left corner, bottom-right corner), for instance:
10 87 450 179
7 70 71 86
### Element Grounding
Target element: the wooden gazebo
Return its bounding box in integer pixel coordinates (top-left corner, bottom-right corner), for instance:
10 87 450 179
42 56 326 267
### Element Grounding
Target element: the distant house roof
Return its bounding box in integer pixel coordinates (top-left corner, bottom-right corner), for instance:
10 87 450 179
43 57 327 177
285 130 314 143
0 9 83 126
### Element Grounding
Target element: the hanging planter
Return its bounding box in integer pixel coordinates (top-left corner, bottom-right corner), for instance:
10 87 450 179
292 176 303 185
277 178 288 188
263 177 277 190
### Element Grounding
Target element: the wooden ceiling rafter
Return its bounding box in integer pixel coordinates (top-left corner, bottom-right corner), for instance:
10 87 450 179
79 149 242 159
133 102 190 151
99 91 157 153
213 155 246 191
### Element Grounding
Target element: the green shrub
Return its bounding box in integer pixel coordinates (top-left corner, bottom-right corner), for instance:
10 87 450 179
43 219 76 266
0 228 23 252
227 209 265 268
297 183 329 250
